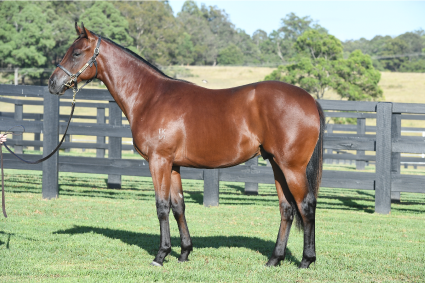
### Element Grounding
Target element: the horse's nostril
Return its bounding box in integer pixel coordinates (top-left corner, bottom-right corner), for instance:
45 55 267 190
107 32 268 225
50 78 55 88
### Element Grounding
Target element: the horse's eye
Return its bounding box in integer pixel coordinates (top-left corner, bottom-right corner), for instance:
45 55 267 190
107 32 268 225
73 53 81 57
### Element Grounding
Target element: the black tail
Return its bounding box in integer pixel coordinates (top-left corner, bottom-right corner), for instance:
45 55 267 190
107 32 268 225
307 100 325 199
295 100 325 230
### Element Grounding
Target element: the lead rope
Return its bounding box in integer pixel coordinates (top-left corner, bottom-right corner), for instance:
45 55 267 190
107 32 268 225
1 37 101 218
1 91 78 218
1 145 6 217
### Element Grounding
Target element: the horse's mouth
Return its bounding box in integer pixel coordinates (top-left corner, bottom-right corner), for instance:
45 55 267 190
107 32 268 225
58 86 69 96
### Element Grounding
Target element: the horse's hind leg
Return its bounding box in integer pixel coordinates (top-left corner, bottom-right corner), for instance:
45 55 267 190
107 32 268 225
280 165 317 268
170 166 193 262
266 159 295 267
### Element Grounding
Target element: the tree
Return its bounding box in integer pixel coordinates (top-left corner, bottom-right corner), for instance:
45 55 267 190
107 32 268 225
295 29 342 60
265 30 342 99
333 50 383 101
80 2 133 47
379 37 409 72
176 32 195 65
217 44 244 65
115 1 180 66
342 30 425 73
268 13 328 63
177 1 216 65
0 2 56 82
279 12 327 42
177 1 241 65
265 30 383 101
234 29 261 65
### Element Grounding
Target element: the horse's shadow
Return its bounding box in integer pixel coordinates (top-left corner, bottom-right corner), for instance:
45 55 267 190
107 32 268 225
53 225 300 266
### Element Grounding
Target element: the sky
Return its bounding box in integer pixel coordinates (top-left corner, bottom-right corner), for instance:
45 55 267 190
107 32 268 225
168 1 425 41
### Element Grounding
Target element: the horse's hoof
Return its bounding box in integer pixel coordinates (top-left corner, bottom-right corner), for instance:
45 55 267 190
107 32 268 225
150 261 163 267
298 258 315 269
265 256 281 267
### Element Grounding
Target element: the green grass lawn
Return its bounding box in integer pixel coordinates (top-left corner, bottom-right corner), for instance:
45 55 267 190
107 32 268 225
0 169 424 282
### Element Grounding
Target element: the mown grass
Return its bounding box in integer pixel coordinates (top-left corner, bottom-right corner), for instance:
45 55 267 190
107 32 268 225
0 169 424 282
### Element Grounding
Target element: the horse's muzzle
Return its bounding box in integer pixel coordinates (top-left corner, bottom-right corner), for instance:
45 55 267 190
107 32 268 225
48 74 67 96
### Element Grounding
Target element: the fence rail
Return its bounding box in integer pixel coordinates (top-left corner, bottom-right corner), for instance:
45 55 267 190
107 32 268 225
1 84 425 214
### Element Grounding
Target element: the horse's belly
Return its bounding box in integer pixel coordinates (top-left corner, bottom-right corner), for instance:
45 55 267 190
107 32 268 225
174 133 261 168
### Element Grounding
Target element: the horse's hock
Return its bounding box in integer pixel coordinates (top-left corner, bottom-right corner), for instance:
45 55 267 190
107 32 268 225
1 84 425 214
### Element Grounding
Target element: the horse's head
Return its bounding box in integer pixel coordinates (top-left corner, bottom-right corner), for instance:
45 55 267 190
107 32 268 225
49 23 100 95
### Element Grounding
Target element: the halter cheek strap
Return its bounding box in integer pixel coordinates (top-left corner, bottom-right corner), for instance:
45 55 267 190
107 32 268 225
57 37 101 99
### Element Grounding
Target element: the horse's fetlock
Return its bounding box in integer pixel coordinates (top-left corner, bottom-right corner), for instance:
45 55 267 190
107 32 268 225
182 242 193 252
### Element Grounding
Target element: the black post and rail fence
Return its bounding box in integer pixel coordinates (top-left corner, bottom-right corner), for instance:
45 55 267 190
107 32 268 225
1 85 425 214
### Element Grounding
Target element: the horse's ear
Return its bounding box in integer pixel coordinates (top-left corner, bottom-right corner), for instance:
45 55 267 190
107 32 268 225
80 22 94 40
75 21 80 36
80 22 88 38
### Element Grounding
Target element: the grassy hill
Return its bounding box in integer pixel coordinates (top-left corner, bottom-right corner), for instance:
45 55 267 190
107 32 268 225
183 66 425 104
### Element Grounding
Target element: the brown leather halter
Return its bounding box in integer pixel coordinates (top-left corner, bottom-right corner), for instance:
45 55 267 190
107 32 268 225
0 37 102 218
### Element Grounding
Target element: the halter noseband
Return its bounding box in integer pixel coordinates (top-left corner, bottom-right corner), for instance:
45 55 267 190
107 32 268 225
57 37 101 98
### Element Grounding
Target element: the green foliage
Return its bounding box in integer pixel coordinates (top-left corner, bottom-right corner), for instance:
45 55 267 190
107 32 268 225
116 1 180 66
380 37 409 72
295 30 343 60
343 30 425 73
176 32 195 65
400 58 425 73
1 0 424 85
331 116 357 125
268 13 328 63
217 44 244 65
80 2 133 48
279 12 327 42
178 1 240 65
265 31 383 101
265 57 335 99
0 2 55 78
333 50 383 101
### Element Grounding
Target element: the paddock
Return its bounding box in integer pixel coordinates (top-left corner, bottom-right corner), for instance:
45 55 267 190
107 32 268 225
1 84 425 281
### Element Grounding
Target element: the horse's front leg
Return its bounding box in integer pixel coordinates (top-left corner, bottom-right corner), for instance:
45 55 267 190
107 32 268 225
170 166 193 262
149 155 173 266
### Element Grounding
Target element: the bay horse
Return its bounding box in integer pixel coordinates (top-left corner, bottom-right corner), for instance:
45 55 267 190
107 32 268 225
49 23 325 268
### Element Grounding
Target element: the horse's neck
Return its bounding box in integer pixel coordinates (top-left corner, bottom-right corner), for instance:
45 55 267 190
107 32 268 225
97 41 166 122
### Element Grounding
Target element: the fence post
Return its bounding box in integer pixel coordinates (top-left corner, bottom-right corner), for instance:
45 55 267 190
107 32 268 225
391 113 401 202
375 102 392 214
64 134 70 153
356 118 366 170
14 103 23 154
203 169 219 207
108 101 122 189
326 124 333 164
244 157 258 195
34 114 42 151
14 68 19 86
42 93 59 199
96 107 106 158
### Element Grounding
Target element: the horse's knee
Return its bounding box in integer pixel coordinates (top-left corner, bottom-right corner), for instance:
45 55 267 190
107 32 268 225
171 198 185 216
280 201 294 221
300 193 316 221
156 200 170 221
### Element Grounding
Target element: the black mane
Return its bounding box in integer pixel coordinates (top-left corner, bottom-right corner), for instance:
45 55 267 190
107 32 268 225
89 31 188 83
